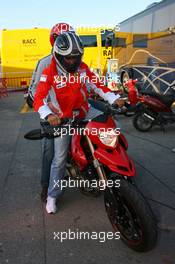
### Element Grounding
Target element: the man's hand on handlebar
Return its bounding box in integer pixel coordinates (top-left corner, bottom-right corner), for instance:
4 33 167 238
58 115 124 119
113 98 126 108
46 114 61 126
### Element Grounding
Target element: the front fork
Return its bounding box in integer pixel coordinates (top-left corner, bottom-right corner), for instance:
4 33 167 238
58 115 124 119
85 135 133 185
85 135 108 187
86 135 120 205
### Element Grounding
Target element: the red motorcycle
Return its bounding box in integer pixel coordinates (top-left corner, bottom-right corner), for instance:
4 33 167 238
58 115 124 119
24 99 157 252
124 80 175 132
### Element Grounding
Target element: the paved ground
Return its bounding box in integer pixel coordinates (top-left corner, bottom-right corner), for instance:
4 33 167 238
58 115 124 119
0 93 175 264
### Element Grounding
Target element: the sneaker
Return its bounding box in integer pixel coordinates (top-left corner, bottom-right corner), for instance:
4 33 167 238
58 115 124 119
40 186 48 203
46 196 57 214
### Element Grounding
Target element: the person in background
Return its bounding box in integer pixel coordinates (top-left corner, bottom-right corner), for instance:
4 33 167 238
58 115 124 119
26 23 74 202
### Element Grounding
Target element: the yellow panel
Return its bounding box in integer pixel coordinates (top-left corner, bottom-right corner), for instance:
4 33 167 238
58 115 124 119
1 28 51 87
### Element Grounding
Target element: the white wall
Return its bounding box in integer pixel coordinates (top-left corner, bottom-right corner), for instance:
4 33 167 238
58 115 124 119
153 2 175 31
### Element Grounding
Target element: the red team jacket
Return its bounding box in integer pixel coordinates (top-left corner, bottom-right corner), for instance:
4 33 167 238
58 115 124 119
33 58 119 119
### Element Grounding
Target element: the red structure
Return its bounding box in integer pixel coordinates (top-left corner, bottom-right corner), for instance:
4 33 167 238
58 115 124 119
0 78 8 98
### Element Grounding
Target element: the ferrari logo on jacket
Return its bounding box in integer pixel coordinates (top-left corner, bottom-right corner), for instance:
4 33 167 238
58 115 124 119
40 74 47 82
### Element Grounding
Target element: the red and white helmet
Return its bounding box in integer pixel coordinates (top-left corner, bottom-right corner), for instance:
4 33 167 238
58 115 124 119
50 22 74 46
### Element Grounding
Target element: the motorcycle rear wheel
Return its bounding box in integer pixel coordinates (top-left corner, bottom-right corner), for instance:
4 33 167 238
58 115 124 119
104 178 157 252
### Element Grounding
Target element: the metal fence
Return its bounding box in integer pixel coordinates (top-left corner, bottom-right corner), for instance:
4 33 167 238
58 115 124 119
0 71 32 97
0 77 8 98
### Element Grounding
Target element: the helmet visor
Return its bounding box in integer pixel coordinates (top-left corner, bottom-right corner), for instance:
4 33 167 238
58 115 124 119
64 55 82 65
55 34 70 51
60 55 82 73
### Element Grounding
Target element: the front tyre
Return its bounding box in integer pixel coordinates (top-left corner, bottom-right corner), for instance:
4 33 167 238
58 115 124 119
104 179 157 252
133 112 154 132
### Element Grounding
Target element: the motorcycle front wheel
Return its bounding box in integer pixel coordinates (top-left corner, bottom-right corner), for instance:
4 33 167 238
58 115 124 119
104 178 157 252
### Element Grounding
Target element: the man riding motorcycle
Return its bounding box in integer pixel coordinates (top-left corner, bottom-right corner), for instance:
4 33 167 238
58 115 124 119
27 23 73 202
34 31 124 214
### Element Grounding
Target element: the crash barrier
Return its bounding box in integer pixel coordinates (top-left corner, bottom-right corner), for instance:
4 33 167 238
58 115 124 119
0 72 32 93
0 78 8 98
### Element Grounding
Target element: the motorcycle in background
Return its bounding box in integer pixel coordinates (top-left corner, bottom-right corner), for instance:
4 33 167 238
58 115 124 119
125 79 175 132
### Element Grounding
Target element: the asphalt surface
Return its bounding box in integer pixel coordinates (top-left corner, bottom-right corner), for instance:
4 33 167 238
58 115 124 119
0 93 175 264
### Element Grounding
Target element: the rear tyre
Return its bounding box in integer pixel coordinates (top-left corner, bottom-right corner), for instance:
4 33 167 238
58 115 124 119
104 178 157 252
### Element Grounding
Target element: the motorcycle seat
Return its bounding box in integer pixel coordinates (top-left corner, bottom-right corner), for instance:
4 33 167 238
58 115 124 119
141 91 175 106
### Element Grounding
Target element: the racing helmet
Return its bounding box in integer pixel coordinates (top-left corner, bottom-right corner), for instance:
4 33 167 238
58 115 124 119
53 31 84 73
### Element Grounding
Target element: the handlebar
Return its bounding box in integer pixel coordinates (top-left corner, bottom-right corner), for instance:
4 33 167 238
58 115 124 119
24 99 127 140
88 98 121 116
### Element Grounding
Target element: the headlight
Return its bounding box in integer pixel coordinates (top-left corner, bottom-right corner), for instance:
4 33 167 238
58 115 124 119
99 129 119 148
